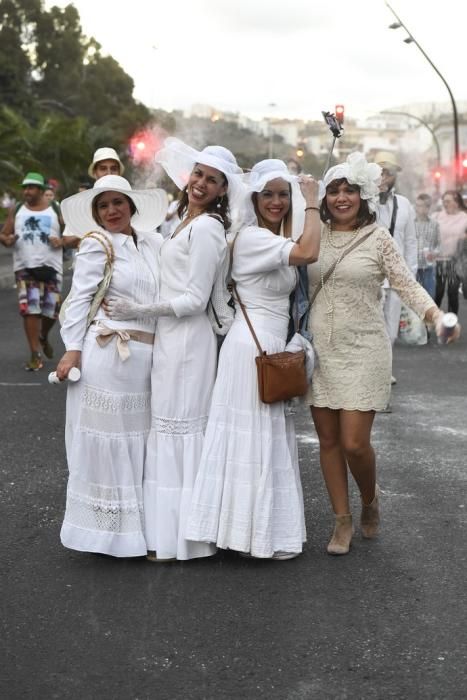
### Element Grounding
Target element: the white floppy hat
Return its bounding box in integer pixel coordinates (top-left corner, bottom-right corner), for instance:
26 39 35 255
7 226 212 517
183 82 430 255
61 175 168 236
155 137 245 214
88 147 125 177
242 159 305 240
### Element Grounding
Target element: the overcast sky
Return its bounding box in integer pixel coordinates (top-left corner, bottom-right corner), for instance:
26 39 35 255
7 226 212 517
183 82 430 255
47 0 465 122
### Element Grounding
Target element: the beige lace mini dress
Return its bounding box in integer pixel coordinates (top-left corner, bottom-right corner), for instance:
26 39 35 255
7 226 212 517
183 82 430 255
307 224 434 411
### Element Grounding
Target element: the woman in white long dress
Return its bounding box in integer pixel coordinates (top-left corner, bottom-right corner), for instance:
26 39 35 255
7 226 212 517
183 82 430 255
105 138 244 560
55 175 167 557
186 159 320 559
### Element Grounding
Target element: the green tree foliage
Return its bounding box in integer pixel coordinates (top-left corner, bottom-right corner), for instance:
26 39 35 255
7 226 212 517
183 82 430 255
0 0 162 196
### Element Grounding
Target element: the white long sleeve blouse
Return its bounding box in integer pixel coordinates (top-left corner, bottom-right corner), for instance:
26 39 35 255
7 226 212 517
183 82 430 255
61 230 162 351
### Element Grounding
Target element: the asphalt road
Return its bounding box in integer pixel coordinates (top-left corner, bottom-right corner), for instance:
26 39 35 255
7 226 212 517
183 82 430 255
1 281 466 700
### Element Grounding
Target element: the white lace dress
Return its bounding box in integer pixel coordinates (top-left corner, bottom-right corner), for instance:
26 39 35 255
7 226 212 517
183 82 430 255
60 231 161 557
186 225 307 558
143 214 227 560
307 224 434 411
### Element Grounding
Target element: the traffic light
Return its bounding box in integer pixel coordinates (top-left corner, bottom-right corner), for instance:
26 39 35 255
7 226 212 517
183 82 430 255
296 141 306 158
335 104 345 124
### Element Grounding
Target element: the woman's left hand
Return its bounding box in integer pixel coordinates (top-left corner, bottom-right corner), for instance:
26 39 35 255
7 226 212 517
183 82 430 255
297 175 320 208
434 312 461 344
102 297 141 321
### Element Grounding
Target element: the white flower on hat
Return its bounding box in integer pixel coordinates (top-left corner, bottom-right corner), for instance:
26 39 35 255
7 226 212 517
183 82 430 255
321 152 382 212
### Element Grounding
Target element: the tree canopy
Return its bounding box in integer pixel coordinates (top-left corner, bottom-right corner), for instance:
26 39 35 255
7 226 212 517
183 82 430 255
0 0 167 196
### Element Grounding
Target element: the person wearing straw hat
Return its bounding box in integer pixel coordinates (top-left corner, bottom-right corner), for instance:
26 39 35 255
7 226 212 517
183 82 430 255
307 153 459 556
0 171 70 370
55 175 168 557
88 147 125 179
105 137 244 561
374 151 418 393
186 159 320 560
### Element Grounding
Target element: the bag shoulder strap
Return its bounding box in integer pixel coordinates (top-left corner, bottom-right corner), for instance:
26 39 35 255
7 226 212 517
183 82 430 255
81 230 115 266
231 282 264 356
310 227 376 306
388 195 398 237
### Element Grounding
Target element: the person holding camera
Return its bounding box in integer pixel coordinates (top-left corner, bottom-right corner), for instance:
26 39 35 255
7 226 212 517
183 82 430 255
186 159 320 560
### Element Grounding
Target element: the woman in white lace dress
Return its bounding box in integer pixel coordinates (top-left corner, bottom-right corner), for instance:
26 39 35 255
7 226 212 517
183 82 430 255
186 159 320 559
55 175 167 557
105 139 244 561
308 154 460 556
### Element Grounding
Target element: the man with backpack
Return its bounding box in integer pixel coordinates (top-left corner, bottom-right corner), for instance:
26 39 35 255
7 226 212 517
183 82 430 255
0 172 76 370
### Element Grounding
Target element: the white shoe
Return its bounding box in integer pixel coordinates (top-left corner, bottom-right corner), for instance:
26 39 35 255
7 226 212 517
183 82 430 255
272 551 301 560
391 375 397 385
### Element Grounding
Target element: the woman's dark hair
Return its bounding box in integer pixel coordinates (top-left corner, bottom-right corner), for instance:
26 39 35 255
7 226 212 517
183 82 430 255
442 190 466 211
320 178 376 228
177 167 231 231
91 192 137 226
251 182 293 238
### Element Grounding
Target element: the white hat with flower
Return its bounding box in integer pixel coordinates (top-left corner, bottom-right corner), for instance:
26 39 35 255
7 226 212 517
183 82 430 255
321 152 382 212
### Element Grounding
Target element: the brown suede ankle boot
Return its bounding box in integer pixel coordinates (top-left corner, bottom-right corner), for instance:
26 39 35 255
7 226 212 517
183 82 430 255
361 484 380 539
327 514 353 555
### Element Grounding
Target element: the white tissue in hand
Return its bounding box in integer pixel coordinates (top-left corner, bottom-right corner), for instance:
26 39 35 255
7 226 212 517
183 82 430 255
285 332 314 381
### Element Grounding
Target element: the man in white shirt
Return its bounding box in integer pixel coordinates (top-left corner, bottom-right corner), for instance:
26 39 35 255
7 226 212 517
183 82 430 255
0 172 73 370
373 152 417 392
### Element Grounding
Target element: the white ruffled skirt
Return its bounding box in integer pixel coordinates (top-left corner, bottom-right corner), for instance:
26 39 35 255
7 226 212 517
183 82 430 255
60 325 152 557
186 315 306 558
143 313 217 560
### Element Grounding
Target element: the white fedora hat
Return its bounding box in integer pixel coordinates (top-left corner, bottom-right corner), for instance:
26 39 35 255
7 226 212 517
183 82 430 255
61 175 168 236
88 147 125 177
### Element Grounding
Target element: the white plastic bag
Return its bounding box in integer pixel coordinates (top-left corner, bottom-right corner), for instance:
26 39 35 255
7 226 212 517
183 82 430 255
398 303 427 346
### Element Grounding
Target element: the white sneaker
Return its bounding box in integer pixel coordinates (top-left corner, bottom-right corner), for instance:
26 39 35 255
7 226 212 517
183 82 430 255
391 375 397 385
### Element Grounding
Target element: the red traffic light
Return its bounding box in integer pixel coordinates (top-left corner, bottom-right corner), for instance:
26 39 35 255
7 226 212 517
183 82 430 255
335 104 345 123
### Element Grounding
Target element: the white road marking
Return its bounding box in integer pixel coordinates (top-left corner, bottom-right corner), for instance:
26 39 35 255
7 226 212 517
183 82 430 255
0 382 42 387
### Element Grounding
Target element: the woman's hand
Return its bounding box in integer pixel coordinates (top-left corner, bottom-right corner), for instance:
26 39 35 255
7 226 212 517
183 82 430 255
430 309 461 344
56 350 81 381
297 175 320 208
102 297 142 321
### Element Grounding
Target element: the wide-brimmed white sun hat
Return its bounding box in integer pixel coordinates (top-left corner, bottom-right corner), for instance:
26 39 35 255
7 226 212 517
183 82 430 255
321 152 382 212
155 137 245 216
242 159 306 240
61 175 168 236
88 147 125 177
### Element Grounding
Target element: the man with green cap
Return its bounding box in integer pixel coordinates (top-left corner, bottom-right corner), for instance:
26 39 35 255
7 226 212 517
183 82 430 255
0 172 72 370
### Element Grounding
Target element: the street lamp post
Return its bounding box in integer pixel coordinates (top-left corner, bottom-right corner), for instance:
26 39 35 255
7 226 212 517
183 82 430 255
385 1 460 188
268 103 277 158
379 109 441 167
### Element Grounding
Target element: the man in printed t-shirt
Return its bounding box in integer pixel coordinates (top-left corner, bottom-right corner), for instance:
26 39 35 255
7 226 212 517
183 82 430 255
0 172 75 370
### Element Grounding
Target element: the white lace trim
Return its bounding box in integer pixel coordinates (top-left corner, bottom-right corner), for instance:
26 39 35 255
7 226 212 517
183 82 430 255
64 489 144 534
81 384 150 414
152 415 208 435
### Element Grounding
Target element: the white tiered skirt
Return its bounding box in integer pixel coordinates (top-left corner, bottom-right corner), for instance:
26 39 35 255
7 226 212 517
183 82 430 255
61 325 152 557
143 313 217 560
186 314 306 558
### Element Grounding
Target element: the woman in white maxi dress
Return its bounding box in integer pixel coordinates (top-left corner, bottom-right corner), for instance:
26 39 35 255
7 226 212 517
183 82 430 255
105 139 244 560
186 159 320 559
56 176 167 557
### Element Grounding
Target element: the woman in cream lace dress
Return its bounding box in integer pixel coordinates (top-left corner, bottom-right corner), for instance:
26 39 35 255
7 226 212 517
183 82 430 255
308 153 460 556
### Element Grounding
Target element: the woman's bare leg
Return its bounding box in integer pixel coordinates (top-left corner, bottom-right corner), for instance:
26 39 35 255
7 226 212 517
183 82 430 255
339 410 376 505
311 406 349 515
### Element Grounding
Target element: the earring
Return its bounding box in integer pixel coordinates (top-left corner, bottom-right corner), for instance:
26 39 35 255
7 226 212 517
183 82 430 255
216 195 224 210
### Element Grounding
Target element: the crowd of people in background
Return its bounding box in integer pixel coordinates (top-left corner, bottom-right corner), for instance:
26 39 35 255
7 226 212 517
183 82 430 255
0 141 463 561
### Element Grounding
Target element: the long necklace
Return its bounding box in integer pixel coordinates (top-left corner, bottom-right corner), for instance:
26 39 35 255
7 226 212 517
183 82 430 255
319 224 361 343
